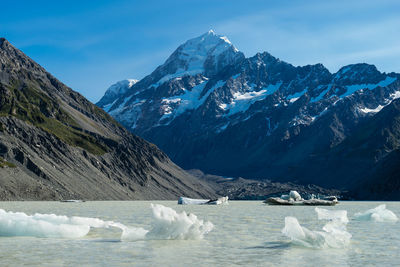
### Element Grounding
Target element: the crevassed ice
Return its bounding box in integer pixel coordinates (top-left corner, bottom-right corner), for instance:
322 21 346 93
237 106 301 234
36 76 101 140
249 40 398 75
354 204 398 222
282 207 351 249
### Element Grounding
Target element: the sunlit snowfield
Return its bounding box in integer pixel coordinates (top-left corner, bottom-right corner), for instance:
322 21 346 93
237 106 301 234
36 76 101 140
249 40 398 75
0 201 399 266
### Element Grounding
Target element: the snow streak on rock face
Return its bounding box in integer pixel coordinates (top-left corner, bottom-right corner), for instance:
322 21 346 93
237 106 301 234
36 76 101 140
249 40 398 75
282 208 351 249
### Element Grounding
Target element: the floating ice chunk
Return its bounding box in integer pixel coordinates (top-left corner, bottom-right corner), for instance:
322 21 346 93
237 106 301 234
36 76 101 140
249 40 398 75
282 217 327 248
0 205 214 241
178 197 210 205
354 205 398 222
113 222 149 241
282 208 351 248
315 207 349 224
122 204 214 241
0 209 115 238
280 194 290 200
289 190 302 201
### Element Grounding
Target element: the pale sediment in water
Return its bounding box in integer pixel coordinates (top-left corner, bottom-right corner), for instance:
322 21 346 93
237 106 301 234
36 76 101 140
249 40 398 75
353 204 398 222
0 204 214 241
282 207 352 249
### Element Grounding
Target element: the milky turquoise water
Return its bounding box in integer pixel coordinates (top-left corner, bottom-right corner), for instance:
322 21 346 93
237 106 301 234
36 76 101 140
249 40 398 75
0 201 399 266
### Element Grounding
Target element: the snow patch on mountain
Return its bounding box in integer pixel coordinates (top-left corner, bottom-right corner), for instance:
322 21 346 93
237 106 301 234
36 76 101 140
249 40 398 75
159 80 226 123
158 30 240 86
311 85 332 103
102 99 118 112
220 82 282 116
106 79 138 96
359 105 385 114
390 90 400 100
342 76 397 97
287 88 307 103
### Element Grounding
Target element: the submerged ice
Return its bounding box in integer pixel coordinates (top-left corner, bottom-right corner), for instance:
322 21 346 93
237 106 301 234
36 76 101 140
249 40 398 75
0 204 214 241
282 208 351 249
354 205 398 222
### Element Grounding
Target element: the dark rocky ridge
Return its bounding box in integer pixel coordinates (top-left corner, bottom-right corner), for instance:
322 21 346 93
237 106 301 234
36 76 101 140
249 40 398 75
0 38 216 200
187 169 343 200
99 31 400 199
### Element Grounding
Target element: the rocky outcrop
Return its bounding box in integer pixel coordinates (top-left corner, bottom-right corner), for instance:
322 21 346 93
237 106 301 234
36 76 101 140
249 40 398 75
0 38 216 200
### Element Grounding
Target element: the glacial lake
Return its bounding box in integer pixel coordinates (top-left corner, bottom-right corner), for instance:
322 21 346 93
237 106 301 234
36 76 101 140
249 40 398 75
0 201 399 266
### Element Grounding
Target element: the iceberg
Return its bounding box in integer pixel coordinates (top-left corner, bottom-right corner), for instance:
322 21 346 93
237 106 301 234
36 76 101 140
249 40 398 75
0 209 114 238
282 207 351 249
264 191 338 206
354 205 398 222
0 204 214 241
178 196 228 205
122 204 214 241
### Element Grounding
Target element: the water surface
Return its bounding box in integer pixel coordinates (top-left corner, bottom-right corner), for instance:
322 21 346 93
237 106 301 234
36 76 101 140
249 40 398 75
0 201 399 266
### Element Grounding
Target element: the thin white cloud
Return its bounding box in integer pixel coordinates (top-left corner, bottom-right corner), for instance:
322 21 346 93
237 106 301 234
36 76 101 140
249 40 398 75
214 1 400 73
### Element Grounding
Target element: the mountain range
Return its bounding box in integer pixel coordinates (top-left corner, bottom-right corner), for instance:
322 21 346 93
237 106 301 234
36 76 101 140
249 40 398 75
0 38 216 200
98 30 400 199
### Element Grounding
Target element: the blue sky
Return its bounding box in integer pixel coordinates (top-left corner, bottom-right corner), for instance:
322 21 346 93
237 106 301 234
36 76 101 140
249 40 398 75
2 0 400 102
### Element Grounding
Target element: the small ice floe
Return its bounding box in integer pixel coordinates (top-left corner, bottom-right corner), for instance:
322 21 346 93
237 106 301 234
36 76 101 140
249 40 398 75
354 205 398 222
0 204 214 241
264 191 338 206
282 207 351 249
178 196 228 205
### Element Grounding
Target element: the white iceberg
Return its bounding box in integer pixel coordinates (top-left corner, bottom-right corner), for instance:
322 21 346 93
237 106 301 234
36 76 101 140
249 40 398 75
289 190 302 201
178 196 228 205
265 190 338 206
122 204 214 241
282 207 351 249
0 209 115 238
354 205 398 222
0 204 214 241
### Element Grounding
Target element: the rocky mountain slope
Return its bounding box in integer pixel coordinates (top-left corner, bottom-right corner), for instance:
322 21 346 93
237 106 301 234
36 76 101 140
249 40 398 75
0 38 217 200
98 31 400 199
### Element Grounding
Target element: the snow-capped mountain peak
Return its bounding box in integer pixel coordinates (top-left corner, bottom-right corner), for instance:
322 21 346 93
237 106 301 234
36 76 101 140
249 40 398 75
107 79 138 95
97 79 138 110
159 30 244 79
